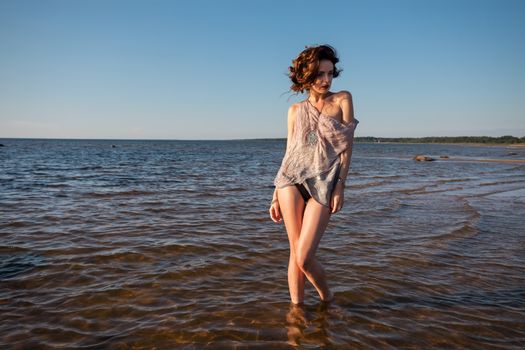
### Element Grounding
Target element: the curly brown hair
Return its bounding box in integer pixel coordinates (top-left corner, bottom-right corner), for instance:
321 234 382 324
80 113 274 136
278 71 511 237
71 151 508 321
288 44 342 93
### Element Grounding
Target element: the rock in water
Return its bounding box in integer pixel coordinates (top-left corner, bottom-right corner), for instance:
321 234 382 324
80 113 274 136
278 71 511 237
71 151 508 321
413 155 435 161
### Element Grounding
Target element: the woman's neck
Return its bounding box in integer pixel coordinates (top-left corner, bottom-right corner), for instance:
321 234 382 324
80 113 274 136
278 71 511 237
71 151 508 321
308 91 331 103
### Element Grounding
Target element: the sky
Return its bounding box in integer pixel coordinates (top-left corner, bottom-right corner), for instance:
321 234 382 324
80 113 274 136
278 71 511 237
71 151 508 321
0 0 524 139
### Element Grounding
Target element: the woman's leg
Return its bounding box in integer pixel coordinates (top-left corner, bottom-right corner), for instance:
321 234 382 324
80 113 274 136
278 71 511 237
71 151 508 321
295 199 334 302
277 186 306 304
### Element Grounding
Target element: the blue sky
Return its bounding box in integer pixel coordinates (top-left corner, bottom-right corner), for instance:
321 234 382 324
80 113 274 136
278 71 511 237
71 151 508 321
1 0 524 139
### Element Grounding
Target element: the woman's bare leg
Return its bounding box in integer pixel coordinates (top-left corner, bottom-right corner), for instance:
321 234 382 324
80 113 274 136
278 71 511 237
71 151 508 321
295 198 334 302
277 186 306 304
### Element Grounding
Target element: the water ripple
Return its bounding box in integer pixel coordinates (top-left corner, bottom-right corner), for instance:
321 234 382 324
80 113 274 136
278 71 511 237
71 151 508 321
0 140 524 348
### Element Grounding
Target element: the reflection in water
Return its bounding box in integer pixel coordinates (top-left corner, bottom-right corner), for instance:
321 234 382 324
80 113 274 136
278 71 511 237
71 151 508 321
286 303 307 347
286 302 331 348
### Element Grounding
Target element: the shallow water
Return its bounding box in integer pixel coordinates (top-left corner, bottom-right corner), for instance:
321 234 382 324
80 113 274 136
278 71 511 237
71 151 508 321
1 139 524 349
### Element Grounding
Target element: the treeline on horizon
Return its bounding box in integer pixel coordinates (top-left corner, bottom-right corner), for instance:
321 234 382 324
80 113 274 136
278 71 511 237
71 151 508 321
355 135 525 144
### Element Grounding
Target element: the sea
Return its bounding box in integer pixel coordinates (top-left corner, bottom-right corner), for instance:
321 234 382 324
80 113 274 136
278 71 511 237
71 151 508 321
1 138 524 349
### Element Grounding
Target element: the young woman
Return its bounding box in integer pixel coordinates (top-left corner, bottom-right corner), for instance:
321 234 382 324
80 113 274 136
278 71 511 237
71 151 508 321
269 45 358 305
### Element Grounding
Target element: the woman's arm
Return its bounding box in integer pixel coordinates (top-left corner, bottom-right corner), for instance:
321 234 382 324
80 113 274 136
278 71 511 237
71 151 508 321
270 104 298 222
330 91 355 213
337 91 355 184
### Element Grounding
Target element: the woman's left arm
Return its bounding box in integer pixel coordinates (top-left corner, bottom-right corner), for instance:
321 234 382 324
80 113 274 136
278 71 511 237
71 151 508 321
330 91 355 214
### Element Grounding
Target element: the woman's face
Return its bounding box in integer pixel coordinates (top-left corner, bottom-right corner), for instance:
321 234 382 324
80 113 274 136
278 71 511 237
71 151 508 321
310 59 334 95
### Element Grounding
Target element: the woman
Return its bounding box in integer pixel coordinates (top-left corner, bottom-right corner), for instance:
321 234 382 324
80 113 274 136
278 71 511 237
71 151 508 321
269 45 358 305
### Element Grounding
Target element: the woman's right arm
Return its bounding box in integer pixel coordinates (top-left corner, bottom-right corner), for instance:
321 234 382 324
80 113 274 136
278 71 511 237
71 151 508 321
270 104 298 222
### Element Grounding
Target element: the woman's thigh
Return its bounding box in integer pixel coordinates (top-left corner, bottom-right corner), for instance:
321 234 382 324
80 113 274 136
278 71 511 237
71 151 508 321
277 186 306 251
297 198 332 262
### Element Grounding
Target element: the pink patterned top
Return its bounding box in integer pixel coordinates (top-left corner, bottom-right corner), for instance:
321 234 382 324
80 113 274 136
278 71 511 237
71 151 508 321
273 99 358 207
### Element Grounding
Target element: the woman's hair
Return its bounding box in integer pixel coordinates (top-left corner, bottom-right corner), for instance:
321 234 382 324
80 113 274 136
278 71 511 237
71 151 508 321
288 44 342 93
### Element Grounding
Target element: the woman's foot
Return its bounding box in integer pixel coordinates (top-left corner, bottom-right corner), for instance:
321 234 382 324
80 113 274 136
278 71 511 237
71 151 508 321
321 291 334 303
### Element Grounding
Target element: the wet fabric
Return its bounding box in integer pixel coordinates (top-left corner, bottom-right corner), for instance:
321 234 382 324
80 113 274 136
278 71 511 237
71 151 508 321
274 99 358 207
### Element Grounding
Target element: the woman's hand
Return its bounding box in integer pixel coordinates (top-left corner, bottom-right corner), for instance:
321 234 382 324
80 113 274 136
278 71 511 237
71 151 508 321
269 200 282 223
330 182 345 214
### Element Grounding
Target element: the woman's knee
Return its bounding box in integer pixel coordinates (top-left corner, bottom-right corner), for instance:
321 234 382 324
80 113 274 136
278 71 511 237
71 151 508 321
295 253 314 273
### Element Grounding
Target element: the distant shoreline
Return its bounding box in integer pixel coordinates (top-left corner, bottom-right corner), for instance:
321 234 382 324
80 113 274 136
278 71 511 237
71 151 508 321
354 141 525 148
1 137 524 147
353 136 525 146
257 138 525 147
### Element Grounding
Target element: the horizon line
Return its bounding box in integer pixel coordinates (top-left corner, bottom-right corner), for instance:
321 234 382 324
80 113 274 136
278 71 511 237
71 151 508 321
1 135 524 142
0 134 525 141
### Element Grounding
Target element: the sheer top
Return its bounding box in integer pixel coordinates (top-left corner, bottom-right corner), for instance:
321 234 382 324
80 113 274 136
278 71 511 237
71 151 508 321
273 99 358 201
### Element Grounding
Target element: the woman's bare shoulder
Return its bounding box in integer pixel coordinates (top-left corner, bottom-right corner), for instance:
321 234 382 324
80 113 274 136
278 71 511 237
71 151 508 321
333 90 355 123
333 90 353 103
288 102 302 112
287 102 301 120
